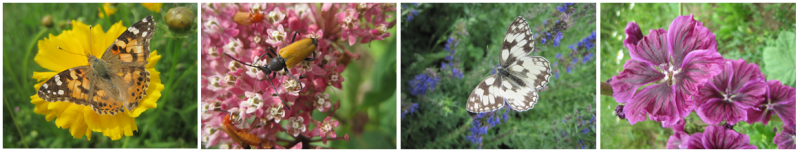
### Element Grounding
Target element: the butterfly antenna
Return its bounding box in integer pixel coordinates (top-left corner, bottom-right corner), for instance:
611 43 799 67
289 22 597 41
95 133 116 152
223 52 258 68
264 74 292 111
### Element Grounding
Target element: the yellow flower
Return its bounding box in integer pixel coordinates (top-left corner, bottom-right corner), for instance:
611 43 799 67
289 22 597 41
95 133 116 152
30 19 164 140
141 3 163 13
98 3 118 18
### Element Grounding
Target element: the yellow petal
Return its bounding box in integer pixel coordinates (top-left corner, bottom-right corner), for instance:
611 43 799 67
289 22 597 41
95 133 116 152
141 3 163 13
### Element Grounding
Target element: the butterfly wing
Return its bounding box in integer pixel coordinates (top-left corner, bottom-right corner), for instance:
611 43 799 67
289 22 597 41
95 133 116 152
467 74 506 113
102 15 155 65
503 56 551 111
37 66 93 106
500 16 535 66
101 16 156 112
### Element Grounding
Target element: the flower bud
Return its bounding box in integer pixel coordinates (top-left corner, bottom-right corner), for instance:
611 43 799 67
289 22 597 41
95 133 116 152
165 6 195 31
41 15 53 27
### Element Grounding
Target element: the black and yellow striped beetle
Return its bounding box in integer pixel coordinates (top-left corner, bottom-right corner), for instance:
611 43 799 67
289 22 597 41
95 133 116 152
224 31 317 111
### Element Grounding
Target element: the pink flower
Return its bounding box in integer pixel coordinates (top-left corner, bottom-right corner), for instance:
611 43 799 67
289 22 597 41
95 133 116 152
312 116 339 145
286 116 307 137
265 25 287 47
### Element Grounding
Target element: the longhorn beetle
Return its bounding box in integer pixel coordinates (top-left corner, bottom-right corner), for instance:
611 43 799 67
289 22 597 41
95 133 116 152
224 31 317 111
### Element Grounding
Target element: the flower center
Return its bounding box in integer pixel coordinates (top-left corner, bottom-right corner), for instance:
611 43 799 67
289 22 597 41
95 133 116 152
722 93 737 102
659 63 681 86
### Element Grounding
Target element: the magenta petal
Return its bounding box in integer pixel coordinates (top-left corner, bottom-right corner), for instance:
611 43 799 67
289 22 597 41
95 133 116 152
667 131 690 149
623 84 678 125
611 60 665 103
666 14 717 65
700 126 758 149
629 29 670 66
695 98 749 124
674 49 723 103
768 80 797 126
732 81 767 107
624 22 644 52
774 125 796 149
687 133 704 149
728 59 766 91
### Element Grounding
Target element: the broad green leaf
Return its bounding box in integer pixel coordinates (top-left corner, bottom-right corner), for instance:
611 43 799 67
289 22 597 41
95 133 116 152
762 31 796 87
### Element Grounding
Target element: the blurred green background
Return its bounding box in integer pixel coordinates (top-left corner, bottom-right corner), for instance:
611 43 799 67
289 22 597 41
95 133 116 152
317 13 398 149
600 3 795 149
401 3 596 149
3 3 197 148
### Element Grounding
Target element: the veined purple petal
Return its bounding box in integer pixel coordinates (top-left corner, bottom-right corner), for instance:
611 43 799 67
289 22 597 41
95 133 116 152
773 125 796 149
691 125 758 149
611 60 665 103
694 59 765 124
727 59 766 93
695 98 750 125
747 80 796 126
624 22 644 52
623 84 680 125
667 14 717 65
629 29 670 66
674 49 724 113
687 133 704 149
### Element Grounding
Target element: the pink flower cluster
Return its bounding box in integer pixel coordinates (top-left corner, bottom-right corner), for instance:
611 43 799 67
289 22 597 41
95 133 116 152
200 3 395 149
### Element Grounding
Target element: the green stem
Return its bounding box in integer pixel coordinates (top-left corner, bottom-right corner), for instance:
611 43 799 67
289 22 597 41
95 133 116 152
600 82 613 96
678 3 683 16
5 96 29 148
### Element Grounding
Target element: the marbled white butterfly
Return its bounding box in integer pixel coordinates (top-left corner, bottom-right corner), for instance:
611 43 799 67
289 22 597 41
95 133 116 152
466 16 552 113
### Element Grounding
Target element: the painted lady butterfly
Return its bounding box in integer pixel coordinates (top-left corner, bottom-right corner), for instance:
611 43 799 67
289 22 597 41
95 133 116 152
37 16 156 115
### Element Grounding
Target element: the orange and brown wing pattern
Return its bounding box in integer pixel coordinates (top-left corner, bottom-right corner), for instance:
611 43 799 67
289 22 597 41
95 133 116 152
103 15 156 65
120 67 150 111
37 66 93 106
89 83 126 115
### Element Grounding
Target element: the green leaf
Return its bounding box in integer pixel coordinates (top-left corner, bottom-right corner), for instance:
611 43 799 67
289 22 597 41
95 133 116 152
762 31 796 86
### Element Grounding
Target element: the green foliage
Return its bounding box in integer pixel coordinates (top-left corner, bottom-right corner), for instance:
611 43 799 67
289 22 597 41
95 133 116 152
762 31 796 87
402 3 596 149
325 25 398 149
3 3 197 148
600 3 795 149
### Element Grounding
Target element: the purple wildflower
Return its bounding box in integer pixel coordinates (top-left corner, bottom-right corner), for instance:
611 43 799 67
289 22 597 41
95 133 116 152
694 59 767 125
610 15 724 125
773 125 796 149
554 32 564 47
747 80 796 126
582 53 594 63
408 73 439 96
452 67 464 79
687 125 757 149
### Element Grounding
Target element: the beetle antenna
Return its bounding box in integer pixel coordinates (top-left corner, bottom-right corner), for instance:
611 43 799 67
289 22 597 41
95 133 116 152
264 74 292 111
223 52 258 68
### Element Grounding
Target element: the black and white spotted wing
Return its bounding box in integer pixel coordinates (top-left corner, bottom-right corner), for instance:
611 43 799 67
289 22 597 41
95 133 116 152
467 16 551 113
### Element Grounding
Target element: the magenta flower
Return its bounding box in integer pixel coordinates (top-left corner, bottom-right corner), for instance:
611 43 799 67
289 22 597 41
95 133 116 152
611 15 724 125
694 59 767 125
687 125 758 149
774 125 796 149
746 80 796 126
